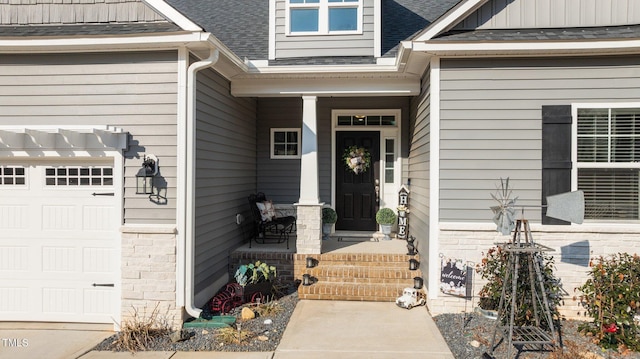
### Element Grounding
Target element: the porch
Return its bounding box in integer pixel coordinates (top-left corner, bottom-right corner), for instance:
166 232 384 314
230 232 422 302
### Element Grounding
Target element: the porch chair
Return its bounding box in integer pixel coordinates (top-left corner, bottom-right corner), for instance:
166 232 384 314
248 192 296 249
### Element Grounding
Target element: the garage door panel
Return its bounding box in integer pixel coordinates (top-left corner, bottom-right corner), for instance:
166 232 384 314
0 246 29 271
0 163 118 323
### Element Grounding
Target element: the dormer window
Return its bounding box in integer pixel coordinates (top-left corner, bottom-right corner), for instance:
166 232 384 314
288 0 361 35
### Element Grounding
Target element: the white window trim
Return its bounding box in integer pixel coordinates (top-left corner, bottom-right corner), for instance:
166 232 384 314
270 128 302 159
285 0 363 36
330 109 401 210
571 102 640 223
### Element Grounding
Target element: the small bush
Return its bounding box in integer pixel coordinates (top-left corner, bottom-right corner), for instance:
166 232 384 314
255 300 283 317
113 304 170 352
322 207 337 224
476 245 564 329
578 253 640 352
216 326 254 344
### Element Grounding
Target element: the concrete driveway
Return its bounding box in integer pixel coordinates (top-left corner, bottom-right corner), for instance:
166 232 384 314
0 322 112 359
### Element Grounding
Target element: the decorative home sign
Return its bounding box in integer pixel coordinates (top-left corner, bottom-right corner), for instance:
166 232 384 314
439 257 472 298
397 185 409 239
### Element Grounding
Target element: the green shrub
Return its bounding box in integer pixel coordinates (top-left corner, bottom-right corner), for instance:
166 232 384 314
375 208 397 225
578 253 640 352
322 207 337 224
476 245 564 329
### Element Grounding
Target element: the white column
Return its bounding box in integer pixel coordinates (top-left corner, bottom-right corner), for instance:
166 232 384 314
299 95 320 204
296 96 322 254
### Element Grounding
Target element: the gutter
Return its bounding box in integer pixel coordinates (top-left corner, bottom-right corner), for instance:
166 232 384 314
183 44 220 319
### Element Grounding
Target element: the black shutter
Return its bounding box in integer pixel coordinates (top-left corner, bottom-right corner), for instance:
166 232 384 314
541 105 572 225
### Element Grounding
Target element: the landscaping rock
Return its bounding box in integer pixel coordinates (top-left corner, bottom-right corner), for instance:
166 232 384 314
241 307 255 320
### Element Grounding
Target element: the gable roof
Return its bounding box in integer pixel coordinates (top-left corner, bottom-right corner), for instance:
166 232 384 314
164 0 461 62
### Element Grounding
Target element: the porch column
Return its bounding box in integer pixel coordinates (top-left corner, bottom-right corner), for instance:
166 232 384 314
296 95 322 254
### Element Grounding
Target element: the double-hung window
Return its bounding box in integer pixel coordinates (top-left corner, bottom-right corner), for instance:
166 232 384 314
288 0 361 34
271 128 301 159
575 106 640 221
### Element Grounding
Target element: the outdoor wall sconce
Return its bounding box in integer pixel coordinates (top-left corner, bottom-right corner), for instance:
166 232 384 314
136 154 158 195
302 274 312 286
407 235 417 256
413 276 424 289
306 257 317 268
409 259 420 271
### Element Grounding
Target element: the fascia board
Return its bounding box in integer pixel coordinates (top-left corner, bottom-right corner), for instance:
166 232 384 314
143 0 203 31
245 63 398 74
413 39 640 56
231 76 420 97
0 32 206 53
414 0 488 42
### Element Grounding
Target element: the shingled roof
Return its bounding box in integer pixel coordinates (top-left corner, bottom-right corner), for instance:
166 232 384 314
0 22 181 37
165 0 462 61
433 24 640 42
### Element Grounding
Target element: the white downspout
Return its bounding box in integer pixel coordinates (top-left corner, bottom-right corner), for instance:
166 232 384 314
184 46 219 318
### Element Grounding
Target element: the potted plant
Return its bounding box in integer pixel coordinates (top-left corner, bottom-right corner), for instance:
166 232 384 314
322 207 337 240
376 207 397 240
234 260 277 300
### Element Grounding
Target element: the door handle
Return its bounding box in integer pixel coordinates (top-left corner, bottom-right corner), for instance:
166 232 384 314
92 283 115 287
375 179 380 203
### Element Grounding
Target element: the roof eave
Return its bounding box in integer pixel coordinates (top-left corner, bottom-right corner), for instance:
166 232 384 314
413 38 640 57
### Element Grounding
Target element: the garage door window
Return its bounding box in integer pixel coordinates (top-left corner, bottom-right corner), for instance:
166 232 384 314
45 166 113 186
0 166 26 185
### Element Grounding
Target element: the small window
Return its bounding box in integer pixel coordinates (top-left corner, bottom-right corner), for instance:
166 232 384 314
0 166 26 186
45 166 113 187
384 139 395 184
271 128 301 159
288 0 361 34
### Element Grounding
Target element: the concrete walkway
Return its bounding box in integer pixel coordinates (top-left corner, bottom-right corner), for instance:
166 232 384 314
0 300 453 359
274 300 454 359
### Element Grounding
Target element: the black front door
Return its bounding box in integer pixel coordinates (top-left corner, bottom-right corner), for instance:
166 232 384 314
335 131 380 231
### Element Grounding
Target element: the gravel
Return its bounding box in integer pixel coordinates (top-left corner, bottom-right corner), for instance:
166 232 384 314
93 281 299 353
433 311 640 359
93 282 640 358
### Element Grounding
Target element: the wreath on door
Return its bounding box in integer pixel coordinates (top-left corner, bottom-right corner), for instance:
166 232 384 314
343 145 371 174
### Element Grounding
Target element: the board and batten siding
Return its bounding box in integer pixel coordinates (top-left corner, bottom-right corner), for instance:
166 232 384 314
273 0 375 59
0 0 165 25
0 51 179 224
193 66 258 296
457 0 640 29
438 56 640 223
408 66 431 264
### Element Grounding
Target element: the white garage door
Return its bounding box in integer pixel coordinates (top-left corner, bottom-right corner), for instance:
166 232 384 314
0 162 119 323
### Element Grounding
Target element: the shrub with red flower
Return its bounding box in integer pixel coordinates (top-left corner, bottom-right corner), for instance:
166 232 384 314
578 253 640 352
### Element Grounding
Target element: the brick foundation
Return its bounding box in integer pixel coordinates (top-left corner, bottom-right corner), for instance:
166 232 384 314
428 223 640 320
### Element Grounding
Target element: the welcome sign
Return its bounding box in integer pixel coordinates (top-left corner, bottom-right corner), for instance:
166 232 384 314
439 258 472 298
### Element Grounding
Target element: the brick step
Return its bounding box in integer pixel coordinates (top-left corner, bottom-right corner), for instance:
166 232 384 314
305 267 422 281
295 253 416 264
297 282 411 302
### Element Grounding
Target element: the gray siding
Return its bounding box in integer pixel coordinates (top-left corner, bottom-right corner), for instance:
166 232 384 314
0 0 165 25
439 56 640 223
193 66 258 295
457 0 640 29
0 51 179 224
408 66 431 276
256 96 410 206
274 0 375 58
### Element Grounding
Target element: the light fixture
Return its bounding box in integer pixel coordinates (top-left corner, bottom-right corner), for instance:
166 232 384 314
409 259 420 271
306 257 317 268
413 276 423 289
302 274 312 286
407 235 417 256
136 154 158 195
